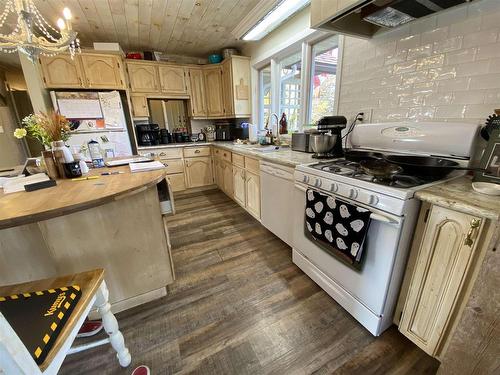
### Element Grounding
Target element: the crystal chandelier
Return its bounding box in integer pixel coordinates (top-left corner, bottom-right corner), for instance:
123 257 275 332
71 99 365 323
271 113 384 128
0 0 80 62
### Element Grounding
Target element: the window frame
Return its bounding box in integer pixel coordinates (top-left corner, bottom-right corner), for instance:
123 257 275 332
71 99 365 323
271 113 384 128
253 33 344 132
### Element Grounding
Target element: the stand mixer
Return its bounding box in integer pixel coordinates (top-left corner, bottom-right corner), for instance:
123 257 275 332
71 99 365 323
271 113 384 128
311 116 347 159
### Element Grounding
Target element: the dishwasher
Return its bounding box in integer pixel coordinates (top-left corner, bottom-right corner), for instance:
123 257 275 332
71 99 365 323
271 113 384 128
260 162 295 247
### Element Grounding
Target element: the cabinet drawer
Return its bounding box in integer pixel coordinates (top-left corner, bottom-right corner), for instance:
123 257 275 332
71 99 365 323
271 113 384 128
232 153 244 167
157 148 183 160
184 146 211 158
164 159 184 174
245 157 260 174
167 173 186 192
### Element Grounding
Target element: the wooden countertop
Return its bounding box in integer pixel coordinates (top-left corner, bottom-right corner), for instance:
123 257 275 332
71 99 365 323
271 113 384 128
0 166 166 230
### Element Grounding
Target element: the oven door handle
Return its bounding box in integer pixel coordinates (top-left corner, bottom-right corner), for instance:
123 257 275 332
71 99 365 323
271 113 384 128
295 183 401 225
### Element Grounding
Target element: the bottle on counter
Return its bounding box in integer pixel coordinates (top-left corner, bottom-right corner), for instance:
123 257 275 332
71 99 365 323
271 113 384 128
88 140 105 168
279 113 288 134
51 140 74 163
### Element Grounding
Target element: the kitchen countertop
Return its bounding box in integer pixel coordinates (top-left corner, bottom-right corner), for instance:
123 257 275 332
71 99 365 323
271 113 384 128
415 176 500 221
0 166 166 230
137 141 326 167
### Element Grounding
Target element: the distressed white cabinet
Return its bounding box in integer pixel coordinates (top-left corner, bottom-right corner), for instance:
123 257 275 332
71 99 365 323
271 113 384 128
398 204 486 358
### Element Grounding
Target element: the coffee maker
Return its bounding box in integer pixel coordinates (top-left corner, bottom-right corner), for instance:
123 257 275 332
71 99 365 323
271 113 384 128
136 124 160 146
315 116 347 158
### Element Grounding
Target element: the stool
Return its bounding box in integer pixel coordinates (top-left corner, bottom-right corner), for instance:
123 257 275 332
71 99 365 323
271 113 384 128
0 269 131 374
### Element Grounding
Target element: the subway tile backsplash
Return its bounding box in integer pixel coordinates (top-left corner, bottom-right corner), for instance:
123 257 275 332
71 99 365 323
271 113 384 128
338 0 500 125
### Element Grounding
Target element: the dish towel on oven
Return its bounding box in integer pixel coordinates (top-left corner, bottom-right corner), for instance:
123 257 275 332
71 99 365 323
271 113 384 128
305 189 372 266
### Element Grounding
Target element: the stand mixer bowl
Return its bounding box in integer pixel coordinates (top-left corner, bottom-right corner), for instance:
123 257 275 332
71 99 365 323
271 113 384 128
310 133 338 155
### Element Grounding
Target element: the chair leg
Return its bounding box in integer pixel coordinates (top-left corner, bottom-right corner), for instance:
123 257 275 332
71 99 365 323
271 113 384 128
94 281 131 367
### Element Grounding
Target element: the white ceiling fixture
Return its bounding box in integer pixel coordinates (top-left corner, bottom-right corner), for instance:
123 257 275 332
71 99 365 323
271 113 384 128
0 0 80 62
239 0 310 41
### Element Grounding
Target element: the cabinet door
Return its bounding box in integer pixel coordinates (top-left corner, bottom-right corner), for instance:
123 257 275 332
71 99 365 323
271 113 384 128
130 95 149 117
245 171 260 219
221 60 234 116
203 66 224 117
214 159 224 189
167 173 186 192
188 68 207 117
39 55 84 88
80 54 125 89
230 57 251 117
159 65 188 95
128 63 159 92
232 166 246 207
399 205 483 357
222 161 233 197
185 157 214 188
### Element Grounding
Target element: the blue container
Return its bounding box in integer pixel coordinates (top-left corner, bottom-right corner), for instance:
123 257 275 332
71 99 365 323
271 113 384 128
208 54 222 64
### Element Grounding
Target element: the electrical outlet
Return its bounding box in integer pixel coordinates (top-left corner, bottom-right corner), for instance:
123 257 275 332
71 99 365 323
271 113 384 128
358 108 373 123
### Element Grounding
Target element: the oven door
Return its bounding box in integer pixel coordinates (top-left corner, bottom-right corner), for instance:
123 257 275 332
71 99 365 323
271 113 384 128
292 182 404 316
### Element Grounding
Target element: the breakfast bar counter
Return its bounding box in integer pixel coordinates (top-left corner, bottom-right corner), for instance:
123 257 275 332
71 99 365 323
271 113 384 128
0 167 174 313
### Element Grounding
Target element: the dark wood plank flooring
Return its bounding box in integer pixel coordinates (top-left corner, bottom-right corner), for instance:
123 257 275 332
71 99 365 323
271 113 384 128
60 189 439 374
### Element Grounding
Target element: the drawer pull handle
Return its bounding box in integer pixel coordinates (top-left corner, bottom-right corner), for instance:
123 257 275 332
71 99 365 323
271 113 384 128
464 219 481 247
160 152 166 156
195 149 201 153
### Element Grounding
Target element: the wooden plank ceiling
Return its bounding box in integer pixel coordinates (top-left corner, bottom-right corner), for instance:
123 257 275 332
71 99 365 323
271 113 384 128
7 0 262 57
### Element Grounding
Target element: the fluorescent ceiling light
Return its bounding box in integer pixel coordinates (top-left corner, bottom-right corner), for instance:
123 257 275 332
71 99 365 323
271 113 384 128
243 0 310 41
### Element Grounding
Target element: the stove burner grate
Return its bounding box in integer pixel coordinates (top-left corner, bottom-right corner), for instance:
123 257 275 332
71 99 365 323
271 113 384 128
310 159 441 188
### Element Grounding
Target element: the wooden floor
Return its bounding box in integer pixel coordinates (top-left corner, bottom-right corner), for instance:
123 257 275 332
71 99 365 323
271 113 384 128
60 189 439 375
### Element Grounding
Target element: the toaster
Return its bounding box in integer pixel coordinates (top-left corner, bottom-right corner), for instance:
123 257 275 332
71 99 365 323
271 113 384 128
292 133 315 153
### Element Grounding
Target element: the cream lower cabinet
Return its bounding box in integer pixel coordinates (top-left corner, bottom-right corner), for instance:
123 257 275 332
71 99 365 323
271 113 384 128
245 171 261 219
185 156 214 188
232 166 246 207
398 204 486 358
221 161 234 196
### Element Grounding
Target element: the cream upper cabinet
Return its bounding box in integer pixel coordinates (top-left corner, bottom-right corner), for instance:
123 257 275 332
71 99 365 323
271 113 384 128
245 171 260 219
185 156 214 188
188 68 207 117
225 56 251 117
39 55 84 88
232 166 246 207
399 204 485 358
130 95 149 118
80 54 125 89
203 66 225 117
158 65 188 95
127 62 159 92
221 60 234 116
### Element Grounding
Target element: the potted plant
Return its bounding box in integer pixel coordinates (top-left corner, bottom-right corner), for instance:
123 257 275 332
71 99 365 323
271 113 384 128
14 111 72 179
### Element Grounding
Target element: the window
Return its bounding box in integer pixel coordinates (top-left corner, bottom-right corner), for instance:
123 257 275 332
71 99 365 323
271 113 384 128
255 35 341 132
309 35 339 123
258 65 272 126
279 51 302 132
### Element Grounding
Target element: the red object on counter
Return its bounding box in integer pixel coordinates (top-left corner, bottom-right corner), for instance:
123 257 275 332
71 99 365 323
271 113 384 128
126 53 142 60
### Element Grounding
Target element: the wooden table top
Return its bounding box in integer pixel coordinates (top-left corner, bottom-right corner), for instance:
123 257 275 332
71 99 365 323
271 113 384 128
0 166 166 230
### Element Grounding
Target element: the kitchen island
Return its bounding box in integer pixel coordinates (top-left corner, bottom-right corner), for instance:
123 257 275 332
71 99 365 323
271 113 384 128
0 166 174 313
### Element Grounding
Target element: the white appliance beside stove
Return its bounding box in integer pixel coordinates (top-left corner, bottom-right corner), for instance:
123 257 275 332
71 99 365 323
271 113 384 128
291 121 480 336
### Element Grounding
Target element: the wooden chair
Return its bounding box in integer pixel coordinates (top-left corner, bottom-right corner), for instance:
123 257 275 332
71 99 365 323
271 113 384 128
0 269 131 374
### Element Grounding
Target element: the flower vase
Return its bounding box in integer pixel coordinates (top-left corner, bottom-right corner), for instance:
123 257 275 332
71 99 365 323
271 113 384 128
41 150 60 179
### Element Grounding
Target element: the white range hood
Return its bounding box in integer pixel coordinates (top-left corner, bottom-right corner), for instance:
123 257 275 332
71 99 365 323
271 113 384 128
312 0 474 38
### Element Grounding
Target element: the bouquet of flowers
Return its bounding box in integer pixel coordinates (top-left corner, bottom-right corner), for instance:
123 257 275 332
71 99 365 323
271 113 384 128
14 111 71 149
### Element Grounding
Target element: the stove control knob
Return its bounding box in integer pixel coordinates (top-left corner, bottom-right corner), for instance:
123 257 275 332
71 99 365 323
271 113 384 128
315 178 322 188
302 175 309 183
368 195 379 206
348 188 358 199
330 183 338 192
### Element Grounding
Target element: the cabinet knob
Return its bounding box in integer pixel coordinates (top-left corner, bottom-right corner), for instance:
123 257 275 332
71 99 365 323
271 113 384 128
195 149 200 153
464 219 481 247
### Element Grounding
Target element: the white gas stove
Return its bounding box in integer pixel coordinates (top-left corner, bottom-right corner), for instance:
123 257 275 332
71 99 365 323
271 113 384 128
291 121 480 336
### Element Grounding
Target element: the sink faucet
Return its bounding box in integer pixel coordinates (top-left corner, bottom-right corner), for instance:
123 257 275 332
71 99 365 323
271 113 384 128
270 113 280 144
